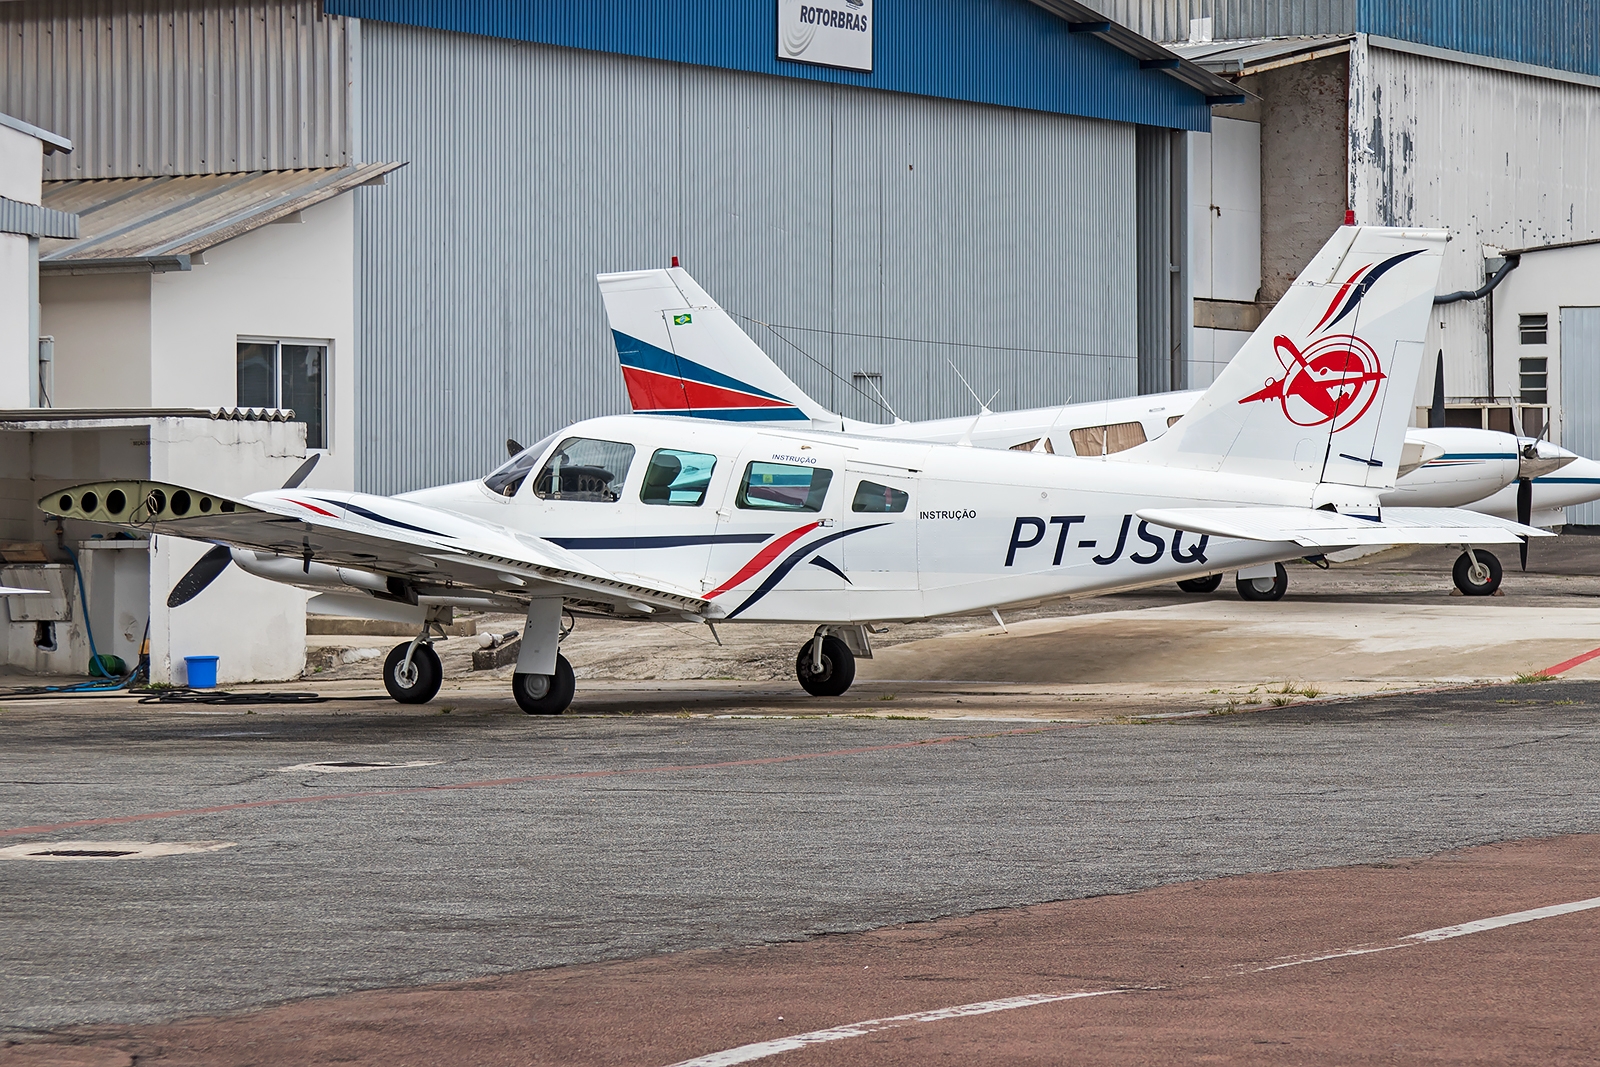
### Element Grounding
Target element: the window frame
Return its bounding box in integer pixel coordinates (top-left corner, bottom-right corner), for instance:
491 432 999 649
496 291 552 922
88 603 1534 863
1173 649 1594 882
236 336 333 452
530 436 637 503
735 461 834 513
639 448 719 507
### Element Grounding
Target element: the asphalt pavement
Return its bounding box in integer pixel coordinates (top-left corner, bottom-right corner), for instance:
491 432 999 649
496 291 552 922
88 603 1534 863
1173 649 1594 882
3 680 1600 1036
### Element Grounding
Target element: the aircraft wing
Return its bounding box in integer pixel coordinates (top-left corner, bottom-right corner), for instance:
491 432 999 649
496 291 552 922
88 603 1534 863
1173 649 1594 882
39 481 715 618
1134 506 1551 549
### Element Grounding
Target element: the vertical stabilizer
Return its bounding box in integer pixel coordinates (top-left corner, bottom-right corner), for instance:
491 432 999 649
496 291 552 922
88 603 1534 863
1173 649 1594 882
598 268 836 426
1119 225 1446 493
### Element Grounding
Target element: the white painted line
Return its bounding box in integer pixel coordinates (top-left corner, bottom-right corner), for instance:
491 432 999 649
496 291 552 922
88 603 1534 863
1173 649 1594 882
661 990 1123 1067
279 760 442 774
0 840 236 861
1256 894 1600 972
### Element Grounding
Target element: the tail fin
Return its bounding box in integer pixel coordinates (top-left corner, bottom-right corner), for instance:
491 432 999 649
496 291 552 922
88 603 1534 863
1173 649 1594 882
597 268 835 425
1122 225 1445 492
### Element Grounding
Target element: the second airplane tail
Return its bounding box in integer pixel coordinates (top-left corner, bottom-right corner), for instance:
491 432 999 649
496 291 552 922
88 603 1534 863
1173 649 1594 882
597 268 837 427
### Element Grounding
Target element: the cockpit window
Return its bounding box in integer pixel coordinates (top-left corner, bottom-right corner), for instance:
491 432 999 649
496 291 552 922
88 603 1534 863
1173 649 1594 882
736 461 833 512
483 432 560 497
641 449 717 506
532 437 636 502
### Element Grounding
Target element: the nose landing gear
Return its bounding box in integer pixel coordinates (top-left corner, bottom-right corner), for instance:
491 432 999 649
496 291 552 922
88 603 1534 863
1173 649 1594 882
1453 547 1503 596
383 635 443 704
795 625 876 697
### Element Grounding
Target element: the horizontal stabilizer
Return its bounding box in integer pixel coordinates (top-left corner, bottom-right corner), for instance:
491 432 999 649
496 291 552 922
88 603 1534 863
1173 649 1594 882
1135 506 1551 549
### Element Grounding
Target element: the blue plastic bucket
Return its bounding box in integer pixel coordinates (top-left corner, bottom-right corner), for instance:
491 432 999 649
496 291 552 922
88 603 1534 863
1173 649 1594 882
184 655 219 689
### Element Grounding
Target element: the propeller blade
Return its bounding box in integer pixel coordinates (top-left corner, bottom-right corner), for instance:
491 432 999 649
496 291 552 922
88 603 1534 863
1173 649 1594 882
1429 351 1445 428
167 545 234 608
507 438 524 457
1518 477 1533 571
281 454 320 489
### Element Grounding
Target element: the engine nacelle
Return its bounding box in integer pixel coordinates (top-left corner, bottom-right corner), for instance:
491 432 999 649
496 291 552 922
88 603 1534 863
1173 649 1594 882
230 549 392 595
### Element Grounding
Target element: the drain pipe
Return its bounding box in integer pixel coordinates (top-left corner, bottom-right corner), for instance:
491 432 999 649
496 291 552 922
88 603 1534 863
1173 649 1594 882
1434 253 1521 415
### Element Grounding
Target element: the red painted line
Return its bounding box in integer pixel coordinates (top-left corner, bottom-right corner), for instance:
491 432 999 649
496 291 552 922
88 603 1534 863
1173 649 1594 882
1539 644 1600 677
0 723 1079 838
706 522 818 599
285 498 337 517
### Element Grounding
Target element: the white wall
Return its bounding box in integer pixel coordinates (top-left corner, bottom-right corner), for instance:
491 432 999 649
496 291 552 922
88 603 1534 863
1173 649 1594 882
1491 244 1600 446
148 418 310 685
40 273 152 407
150 193 358 491
1187 118 1260 390
0 123 43 408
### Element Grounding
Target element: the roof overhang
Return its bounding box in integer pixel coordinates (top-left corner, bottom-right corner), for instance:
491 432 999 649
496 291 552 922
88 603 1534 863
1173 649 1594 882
0 111 73 155
1171 34 1355 79
1027 0 1253 105
38 162 405 274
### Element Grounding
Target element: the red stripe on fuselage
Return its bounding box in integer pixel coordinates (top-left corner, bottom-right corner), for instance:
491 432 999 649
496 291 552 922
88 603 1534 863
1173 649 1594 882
621 366 794 412
286 498 337 517
706 522 819 599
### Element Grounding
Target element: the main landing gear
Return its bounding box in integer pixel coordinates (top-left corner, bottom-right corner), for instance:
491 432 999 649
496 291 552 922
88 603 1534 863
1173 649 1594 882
795 625 875 697
1453 547 1503 596
379 600 579 716
1174 563 1289 601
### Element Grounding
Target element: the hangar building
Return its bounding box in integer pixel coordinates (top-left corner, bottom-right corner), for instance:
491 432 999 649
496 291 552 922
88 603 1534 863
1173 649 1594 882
2 0 1236 496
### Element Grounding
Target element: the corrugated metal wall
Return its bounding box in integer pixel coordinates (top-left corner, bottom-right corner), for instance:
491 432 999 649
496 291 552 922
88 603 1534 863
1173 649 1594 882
356 24 1140 494
0 0 350 179
1350 44 1600 400
1361 0 1600 80
1098 0 1356 43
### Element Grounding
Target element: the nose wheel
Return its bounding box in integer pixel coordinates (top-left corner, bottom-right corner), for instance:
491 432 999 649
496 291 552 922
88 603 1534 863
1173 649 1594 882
797 634 855 697
1176 573 1224 594
1453 549 1502 596
383 641 443 704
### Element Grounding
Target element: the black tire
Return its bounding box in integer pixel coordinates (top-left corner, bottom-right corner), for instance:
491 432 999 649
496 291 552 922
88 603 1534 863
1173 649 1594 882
383 642 443 704
1177 573 1224 594
796 635 855 697
1236 563 1289 602
1453 549 1502 596
513 653 575 715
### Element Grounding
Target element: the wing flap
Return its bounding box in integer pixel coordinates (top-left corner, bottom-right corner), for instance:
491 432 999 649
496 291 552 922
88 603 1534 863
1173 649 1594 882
1136 506 1550 548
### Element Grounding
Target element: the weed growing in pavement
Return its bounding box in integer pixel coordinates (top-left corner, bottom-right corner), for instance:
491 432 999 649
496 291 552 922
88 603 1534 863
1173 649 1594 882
1269 695 1294 707
884 715 929 720
675 710 692 719
879 694 896 700
1514 671 1554 684
1552 699 1579 706
438 706 452 715
1299 685 1322 698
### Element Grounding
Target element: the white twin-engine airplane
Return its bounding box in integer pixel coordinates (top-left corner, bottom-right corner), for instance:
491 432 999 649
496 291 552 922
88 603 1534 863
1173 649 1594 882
42 227 1546 715
602 238 1595 598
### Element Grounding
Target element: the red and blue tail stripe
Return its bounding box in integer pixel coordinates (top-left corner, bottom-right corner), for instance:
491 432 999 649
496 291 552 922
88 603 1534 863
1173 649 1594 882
613 330 808 422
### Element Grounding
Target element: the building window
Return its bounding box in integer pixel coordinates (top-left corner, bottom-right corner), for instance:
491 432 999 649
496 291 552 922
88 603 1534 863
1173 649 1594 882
1520 357 1548 405
237 340 328 449
1519 314 1548 345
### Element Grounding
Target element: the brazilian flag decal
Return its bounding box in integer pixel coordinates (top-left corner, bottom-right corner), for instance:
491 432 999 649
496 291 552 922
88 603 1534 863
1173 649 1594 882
672 313 692 326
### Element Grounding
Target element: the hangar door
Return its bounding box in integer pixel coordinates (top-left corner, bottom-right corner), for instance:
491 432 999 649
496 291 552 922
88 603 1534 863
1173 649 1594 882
1561 307 1600 525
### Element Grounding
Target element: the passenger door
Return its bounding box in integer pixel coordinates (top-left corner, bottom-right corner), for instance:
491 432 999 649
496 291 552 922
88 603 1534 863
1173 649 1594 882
702 439 847 616
840 463 918 594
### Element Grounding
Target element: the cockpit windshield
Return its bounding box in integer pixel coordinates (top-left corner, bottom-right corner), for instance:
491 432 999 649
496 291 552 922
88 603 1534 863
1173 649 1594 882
483 431 560 497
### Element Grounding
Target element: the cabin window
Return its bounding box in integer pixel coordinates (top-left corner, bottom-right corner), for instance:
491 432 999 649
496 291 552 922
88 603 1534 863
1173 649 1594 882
532 438 636 502
737 461 833 512
641 449 717 506
1069 421 1148 457
1167 415 1183 427
851 480 909 514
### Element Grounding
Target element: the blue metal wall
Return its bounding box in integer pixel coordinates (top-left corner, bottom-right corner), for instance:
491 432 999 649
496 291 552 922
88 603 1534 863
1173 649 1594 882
325 0 1213 131
1361 1 1600 80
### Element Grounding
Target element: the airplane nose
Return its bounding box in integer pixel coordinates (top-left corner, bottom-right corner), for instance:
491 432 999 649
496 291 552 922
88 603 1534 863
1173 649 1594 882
1520 439 1577 480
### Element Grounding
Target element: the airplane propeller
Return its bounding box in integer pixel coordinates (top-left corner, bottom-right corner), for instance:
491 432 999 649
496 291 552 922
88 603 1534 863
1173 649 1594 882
166 454 320 608
1517 475 1533 571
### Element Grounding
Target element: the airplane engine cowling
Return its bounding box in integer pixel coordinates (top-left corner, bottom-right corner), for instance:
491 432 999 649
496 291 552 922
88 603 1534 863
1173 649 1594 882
231 549 390 595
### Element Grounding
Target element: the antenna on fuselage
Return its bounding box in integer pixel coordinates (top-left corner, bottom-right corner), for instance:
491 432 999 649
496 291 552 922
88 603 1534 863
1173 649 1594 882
856 369 901 422
948 361 992 416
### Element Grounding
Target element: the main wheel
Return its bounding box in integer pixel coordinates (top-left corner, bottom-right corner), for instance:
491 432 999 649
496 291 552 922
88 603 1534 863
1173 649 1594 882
383 642 443 704
513 653 575 715
796 635 855 697
1177 574 1224 594
1236 563 1288 602
1453 549 1502 596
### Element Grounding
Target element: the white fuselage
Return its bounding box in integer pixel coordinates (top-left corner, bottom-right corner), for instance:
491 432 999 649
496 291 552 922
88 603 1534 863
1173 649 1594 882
301 414 1337 625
